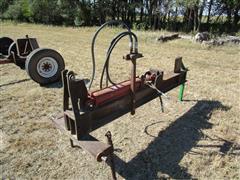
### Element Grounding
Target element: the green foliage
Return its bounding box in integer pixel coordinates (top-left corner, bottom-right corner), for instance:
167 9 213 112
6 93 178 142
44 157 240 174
4 0 32 21
57 0 92 26
30 0 62 24
78 2 92 26
133 22 150 30
0 0 239 33
0 0 14 17
57 0 77 25
179 0 199 8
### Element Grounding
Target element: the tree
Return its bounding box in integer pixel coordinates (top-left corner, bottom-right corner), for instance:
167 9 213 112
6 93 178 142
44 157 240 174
4 0 32 22
182 0 200 31
0 0 14 18
0 0 239 33
206 0 213 25
221 0 240 31
31 0 62 24
198 0 206 30
57 0 78 25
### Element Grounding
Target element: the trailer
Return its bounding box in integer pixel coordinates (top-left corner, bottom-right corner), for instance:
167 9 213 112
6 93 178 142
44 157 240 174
0 35 65 85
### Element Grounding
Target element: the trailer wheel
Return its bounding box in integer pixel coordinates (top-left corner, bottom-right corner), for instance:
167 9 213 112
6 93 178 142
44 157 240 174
25 48 65 85
0 37 14 56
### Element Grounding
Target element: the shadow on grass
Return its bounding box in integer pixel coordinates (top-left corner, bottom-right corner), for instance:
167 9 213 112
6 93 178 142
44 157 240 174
193 134 240 156
0 79 63 88
0 78 31 88
43 81 63 88
44 78 89 89
111 100 231 179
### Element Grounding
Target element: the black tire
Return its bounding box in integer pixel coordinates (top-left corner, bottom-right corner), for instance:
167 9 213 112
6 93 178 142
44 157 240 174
25 48 65 85
0 37 14 56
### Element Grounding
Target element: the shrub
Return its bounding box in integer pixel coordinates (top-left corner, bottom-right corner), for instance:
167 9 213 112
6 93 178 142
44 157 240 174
4 0 32 22
30 0 62 24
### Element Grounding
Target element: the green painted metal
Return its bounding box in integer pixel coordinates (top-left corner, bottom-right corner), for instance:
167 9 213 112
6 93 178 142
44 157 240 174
178 83 185 101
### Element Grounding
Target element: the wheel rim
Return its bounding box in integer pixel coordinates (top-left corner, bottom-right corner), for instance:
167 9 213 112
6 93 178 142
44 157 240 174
37 57 58 78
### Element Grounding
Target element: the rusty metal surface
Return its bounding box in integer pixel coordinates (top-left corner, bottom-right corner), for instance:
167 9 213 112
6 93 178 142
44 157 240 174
62 58 187 140
123 52 143 61
16 37 39 57
90 78 142 107
130 58 136 115
52 116 113 162
0 58 13 64
87 71 185 133
53 58 187 179
52 24 188 179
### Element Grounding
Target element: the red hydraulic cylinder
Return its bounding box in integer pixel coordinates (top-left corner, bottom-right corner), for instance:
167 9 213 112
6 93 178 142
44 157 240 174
89 78 143 107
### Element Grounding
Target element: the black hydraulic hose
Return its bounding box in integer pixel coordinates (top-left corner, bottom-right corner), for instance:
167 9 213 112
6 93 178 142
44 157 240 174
105 32 138 85
89 20 132 90
100 31 138 88
100 31 138 89
100 33 128 88
102 31 138 88
99 33 128 88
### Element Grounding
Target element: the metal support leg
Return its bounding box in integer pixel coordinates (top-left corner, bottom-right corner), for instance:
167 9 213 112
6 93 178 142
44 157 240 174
159 96 164 112
105 131 117 180
178 83 185 101
130 59 136 115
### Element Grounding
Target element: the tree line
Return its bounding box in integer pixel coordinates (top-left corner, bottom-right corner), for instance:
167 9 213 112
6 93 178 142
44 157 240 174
0 0 239 33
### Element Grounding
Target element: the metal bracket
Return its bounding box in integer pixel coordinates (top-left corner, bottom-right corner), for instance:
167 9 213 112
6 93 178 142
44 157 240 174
174 57 188 73
123 53 143 61
123 52 143 115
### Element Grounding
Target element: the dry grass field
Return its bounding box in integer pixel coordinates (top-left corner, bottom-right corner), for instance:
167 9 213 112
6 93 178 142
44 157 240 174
1 22 240 179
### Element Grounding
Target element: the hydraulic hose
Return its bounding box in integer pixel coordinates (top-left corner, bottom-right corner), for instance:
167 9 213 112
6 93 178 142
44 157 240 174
100 31 138 89
89 20 132 90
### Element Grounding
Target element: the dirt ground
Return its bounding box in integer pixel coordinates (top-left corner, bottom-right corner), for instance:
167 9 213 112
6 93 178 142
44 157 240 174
1 22 240 179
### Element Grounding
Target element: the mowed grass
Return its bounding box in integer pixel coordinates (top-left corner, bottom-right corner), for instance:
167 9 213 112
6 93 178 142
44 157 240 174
0 22 240 179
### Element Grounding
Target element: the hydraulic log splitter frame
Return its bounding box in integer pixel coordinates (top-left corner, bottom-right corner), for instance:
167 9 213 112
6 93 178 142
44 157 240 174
52 21 188 179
